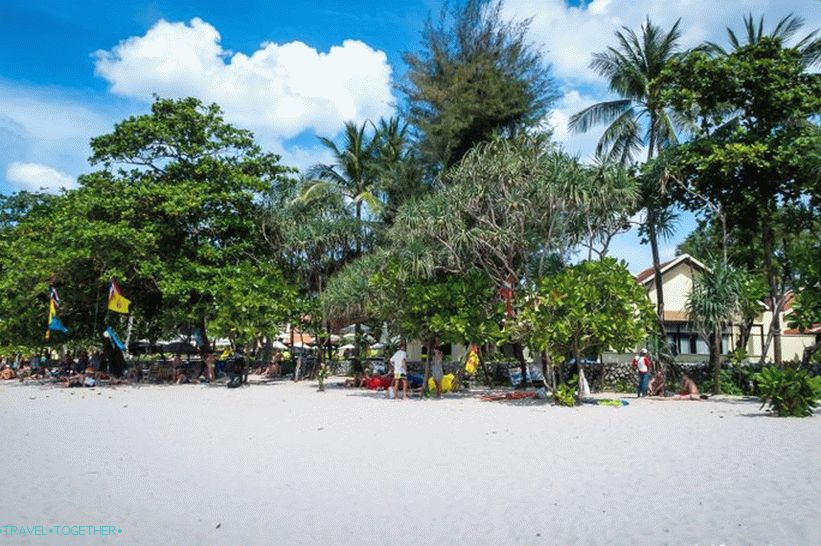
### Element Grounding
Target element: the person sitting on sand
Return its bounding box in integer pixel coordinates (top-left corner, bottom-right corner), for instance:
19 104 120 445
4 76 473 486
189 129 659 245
648 371 665 397
1 364 16 380
175 368 191 384
678 374 703 399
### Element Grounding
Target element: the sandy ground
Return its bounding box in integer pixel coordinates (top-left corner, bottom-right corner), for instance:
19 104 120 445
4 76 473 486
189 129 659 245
0 378 819 546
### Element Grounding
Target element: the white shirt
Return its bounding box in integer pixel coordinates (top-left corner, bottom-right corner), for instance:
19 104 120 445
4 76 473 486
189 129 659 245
390 350 408 374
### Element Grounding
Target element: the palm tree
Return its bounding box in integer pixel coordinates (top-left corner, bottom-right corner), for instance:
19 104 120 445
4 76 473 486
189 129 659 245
304 121 381 257
686 260 743 394
569 18 687 340
304 121 384 373
705 13 820 68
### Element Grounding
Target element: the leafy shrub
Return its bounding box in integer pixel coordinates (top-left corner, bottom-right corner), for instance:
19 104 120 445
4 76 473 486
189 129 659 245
553 375 578 407
754 367 821 417
612 379 634 393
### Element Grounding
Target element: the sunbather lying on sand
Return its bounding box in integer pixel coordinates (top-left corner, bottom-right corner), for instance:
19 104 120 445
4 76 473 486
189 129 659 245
1 366 15 380
61 373 85 388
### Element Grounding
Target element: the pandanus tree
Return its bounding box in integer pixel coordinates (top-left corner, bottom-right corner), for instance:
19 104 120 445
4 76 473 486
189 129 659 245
569 18 689 338
389 134 592 385
686 260 744 394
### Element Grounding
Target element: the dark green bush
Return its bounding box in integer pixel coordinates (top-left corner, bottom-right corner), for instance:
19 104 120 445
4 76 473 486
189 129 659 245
754 366 821 417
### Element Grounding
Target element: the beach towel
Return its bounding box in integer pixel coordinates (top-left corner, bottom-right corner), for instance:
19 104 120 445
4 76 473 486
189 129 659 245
580 398 629 407
481 391 537 402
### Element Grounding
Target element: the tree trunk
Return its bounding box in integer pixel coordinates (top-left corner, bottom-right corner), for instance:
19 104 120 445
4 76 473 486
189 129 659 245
421 340 432 399
735 318 753 354
761 213 782 365
710 325 722 394
514 342 530 389
574 347 588 398
477 346 493 388
800 339 821 369
289 326 295 371
542 349 556 392
648 218 666 339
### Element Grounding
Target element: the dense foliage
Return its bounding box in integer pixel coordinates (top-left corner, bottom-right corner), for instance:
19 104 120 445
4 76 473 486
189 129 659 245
755 367 821 417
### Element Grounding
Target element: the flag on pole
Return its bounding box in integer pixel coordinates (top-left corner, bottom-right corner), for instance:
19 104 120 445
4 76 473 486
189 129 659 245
50 286 61 308
108 277 131 314
105 327 126 351
46 287 68 339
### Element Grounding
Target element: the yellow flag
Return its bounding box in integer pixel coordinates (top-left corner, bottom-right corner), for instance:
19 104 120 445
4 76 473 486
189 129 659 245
108 293 131 314
108 278 131 314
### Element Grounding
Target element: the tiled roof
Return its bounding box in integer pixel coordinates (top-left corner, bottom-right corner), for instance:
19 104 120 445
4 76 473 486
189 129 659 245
662 311 689 322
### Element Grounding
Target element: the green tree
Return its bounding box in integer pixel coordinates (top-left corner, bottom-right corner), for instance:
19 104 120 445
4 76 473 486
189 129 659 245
662 35 821 365
402 0 556 169
704 13 820 68
519 258 655 395
0 97 294 350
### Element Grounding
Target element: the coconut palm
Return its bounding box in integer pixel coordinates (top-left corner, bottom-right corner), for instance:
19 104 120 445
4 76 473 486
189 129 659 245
569 18 686 165
304 121 382 256
686 259 743 394
705 13 820 68
569 18 688 340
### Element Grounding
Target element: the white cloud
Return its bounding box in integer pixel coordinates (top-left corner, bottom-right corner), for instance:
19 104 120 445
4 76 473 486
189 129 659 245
504 0 821 84
93 18 395 143
0 83 117 193
6 162 76 193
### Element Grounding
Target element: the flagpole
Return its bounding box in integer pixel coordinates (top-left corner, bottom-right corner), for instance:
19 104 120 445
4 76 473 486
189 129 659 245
92 283 101 336
125 315 134 358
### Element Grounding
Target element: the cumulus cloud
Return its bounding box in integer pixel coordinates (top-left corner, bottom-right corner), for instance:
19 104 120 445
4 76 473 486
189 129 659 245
93 18 395 142
0 83 117 194
504 0 821 84
6 162 76 193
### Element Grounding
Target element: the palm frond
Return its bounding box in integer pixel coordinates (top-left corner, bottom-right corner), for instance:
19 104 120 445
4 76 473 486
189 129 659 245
568 99 632 134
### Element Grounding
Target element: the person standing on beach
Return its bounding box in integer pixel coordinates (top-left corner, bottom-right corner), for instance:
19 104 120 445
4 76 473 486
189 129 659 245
390 344 408 400
431 347 444 398
632 348 651 397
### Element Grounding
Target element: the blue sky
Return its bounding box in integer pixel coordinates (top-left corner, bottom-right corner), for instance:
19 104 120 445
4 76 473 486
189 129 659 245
1 0 817 271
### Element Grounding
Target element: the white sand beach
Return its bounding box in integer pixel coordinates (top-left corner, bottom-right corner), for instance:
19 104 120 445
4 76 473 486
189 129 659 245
1 379 819 546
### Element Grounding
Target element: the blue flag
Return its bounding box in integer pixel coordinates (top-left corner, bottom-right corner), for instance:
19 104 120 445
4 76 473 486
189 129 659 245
106 327 126 351
48 316 69 333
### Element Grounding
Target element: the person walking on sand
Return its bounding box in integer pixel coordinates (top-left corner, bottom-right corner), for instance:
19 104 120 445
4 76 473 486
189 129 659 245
431 347 444 398
632 348 651 398
390 344 408 400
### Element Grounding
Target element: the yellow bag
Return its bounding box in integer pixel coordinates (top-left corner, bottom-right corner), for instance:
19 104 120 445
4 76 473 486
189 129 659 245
465 349 478 375
428 373 455 393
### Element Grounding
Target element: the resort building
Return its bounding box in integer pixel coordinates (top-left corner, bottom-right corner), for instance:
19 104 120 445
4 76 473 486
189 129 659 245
635 254 818 363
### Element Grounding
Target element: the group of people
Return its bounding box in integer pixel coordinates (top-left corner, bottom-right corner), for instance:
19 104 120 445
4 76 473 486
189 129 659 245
632 349 704 399
0 350 109 382
345 344 449 400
